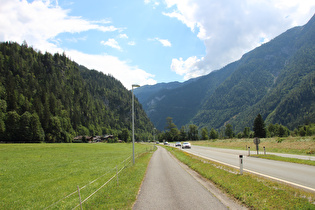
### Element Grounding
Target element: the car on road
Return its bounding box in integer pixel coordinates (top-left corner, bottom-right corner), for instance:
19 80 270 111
182 142 191 149
175 142 181 147
164 141 169 145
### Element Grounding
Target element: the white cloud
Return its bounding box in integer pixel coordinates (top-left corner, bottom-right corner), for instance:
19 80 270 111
144 0 160 8
101 39 122 50
171 56 204 80
149 37 172 47
66 36 87 43
67 50 156 89
119 34 128 39
165 0 315 80
0 0 156 88
128 41 136 46
158 38 172 47
91 19 112 24
0 0 119 50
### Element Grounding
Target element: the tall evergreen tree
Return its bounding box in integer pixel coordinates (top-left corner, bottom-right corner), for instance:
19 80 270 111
225 124 234 138
5 111 20 141
30 113 45 142
0 98 6 139
164 117 179 141
179 126 187 141
253 114 266 138
201 127 209 140
188 124 199 140
20 111 33 142
209 128 218 139
120 128 130 142
243 127 250 138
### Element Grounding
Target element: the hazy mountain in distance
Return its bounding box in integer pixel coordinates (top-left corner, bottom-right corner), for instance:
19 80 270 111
135 14 315 132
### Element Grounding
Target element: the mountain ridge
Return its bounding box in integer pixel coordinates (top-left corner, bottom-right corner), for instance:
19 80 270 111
135 14 315 132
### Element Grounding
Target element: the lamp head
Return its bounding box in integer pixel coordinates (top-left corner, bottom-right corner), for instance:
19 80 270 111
132 84 140 88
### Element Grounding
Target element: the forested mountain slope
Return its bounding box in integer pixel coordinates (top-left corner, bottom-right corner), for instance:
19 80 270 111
135 62 238 130
0 42 154 142
135 14 315 132
228 22 315 131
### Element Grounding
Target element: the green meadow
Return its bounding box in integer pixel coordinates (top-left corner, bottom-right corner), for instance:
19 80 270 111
0 143 154 209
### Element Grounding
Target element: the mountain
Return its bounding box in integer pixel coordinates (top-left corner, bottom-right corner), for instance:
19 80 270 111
0 42 154 142
134 62 237 130
135 14 315 132
134 81 183 103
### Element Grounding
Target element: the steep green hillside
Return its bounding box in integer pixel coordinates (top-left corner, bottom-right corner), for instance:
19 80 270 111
192 23 303 129
230 44 315 131
199 14 315 131
0 42 154 142
135 14 315 133
134 81 183 103
136 61 237 130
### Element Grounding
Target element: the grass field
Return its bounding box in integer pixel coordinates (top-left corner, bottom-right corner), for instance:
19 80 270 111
193 136 315 155
251 154 315 166
0 143 154 209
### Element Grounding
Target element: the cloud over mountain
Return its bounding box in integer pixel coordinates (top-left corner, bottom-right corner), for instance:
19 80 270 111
164 0 315 79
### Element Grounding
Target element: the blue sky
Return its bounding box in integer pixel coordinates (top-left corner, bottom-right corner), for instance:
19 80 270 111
1 0 315 89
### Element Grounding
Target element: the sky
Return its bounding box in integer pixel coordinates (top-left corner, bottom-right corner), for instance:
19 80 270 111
0 0 315 89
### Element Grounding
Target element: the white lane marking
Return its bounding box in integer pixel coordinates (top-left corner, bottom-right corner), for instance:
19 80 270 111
184 149 315 193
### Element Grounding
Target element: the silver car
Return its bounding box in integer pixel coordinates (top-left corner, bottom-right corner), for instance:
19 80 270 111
175 142 181 147
182 142 191 149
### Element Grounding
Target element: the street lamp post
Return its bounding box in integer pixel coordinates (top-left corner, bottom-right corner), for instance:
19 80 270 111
132 84 140 164
153 128 156 142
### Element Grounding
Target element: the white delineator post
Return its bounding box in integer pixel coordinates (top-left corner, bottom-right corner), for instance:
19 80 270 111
239 155 243 175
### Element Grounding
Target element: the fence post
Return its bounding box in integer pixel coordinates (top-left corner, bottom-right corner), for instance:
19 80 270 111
248 147 250 156
116 165 119 187
263 146 266 155
77 185 83 210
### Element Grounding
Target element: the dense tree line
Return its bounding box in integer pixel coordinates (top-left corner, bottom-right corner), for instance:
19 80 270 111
158 114 314 142
0 42 154 143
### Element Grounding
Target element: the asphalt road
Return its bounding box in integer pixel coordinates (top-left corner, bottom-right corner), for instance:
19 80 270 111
133 146 245 210
183 145 315 191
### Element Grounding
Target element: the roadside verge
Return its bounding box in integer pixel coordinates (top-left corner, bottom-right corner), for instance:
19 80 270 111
164 146 315 209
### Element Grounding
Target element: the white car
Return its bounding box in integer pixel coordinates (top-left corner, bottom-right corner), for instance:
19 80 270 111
182 142 191 149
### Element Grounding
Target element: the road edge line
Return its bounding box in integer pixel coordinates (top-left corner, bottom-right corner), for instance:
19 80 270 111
184 149 315 193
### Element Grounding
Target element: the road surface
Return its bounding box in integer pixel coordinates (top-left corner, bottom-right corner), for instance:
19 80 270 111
183 145 315 191
133 146 246 210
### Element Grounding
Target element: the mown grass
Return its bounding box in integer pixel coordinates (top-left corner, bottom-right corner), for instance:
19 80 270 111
82 151 153 209
0 143 155 209
165 146 315 209
251 154 315 166
194 136 315 156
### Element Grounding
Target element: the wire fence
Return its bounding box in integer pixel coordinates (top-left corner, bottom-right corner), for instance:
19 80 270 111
44 145 155 209
72 164 126 210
